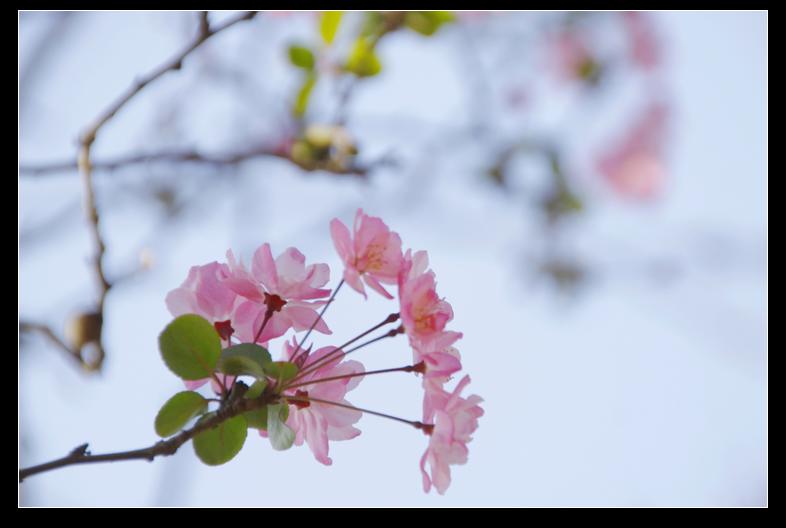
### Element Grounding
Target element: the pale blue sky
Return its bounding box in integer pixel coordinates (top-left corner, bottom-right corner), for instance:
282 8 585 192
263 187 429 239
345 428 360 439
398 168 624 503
19 11 766 506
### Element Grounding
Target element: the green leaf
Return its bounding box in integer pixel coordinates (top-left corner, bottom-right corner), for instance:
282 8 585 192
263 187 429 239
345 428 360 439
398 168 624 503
346 37 382 78
216 343 272 378
263 361 299 383
404 11 455 36
288 44 315 70
267 403 295 451
360 11 386 38
243 406 269 429
192 414 248 466
159 314 221 380
244 379 268 400
154 391 208 438
294 74 317 118
320 11 343 45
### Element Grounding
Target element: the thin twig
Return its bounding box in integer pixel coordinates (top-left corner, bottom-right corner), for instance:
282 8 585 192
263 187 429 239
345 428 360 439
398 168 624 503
19 145 377 178
69 11 259 372
19 321 86 369
19 386 276 482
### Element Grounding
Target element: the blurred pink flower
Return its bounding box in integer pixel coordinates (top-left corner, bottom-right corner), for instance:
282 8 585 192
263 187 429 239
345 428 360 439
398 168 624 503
330 208 404 299
420 375 484 494
223 244 332 343
621 11 661 71
597 102 669 200
281 339 365 465
548 30 601 85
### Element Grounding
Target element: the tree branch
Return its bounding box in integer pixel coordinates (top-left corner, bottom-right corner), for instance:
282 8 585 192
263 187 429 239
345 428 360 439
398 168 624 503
68 11 259 372
19 385 275 482
19 320 88 369
19 145 377 178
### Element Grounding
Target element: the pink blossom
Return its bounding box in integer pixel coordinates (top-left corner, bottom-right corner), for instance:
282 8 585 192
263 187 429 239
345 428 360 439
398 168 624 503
621 12 661 71
165 262 239 393
280 338 365 465
420 376 484 494
398 253 454 343
547 30 601 85
166 261 236 325
330 208 404 299
222 244 332 343
596 102 669 200
411 330 463 381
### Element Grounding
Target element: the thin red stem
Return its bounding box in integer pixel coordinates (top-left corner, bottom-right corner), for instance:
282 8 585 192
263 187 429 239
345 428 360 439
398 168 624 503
290 315 400 383
291 279 344 365
284 363 422 391
253 308 274 344
284 394 430 430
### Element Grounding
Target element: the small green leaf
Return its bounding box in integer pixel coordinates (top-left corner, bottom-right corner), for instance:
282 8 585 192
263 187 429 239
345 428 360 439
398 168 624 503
263 361 299 383
320 11 343 45
244 379 268 400
288 44 315 70
193 414 248 466
346 37 382 78
294 74 317 118
243 406 269 429
159 314 221 380
267 403 295 451
216 343 272 378
404 11 455 36
154 391 208 438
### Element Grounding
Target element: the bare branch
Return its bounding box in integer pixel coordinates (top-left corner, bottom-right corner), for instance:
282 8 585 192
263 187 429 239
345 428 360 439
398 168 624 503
70 11 259 372
20 145 379 178
19 384 273 482
19 320 88 369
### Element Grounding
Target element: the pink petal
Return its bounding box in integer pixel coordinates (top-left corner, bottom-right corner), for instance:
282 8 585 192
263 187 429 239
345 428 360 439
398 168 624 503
285 305 331 334
343 268 367 299
330 218 354 264
251 243 279 293
276 247 307 283
165 288 196 317
184 378 208 390
364 274 394 299
420 450 432 493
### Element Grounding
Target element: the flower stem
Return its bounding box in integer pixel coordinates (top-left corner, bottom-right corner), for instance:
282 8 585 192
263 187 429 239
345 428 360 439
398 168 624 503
290 279 344 365
284 394 431 431
290 315 401 383
253 308 274 344
284 362 423 391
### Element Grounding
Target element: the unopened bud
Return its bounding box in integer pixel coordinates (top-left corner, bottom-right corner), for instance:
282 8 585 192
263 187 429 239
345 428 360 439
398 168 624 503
64 311 103 352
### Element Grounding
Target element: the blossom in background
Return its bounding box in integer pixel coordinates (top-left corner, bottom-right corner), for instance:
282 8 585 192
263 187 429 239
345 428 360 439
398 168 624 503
223 244 332 343
281 338 365 465
596 101 669 200
330 208 404 299
621 11 661 71
420 376 484 494
547 29 603 86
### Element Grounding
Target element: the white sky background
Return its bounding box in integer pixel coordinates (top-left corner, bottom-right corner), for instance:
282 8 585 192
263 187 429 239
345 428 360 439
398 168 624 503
18 11 767 506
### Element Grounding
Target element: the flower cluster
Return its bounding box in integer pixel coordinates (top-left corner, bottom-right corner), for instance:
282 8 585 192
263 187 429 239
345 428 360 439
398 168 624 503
164 208 482 494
